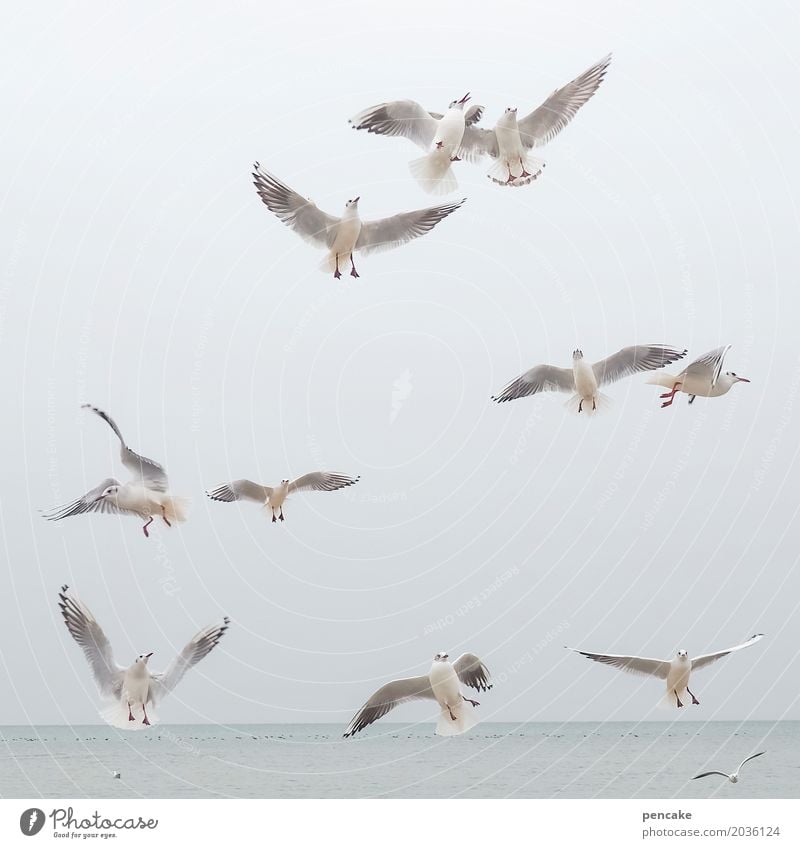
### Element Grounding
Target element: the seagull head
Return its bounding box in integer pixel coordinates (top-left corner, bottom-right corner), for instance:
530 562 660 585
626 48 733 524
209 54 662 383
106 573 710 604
572 349 584 361
344 197 360 210
98 484 120 501
136 652 154 665
504 106 518 114
449 93 471 110
281 478 290 485
726 371 750 384
433 652 450 662
676 650 689 660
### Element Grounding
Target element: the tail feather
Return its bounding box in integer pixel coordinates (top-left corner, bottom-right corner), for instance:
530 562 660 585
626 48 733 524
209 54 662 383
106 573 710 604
487 154 545 187
409 149 459 195
563 392 612 416
435 702 479 736
162 495 190 524
646 372 679 389
100 699 158 730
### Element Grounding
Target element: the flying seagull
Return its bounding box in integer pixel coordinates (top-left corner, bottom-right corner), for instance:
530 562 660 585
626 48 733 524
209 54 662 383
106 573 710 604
42 404 189 537
350 93 479 194
58 585 229 729
252 164 464 278
344 652 492 738
568 634 765 708
647 345 750 407
206 471 360 523
693 751 766 784
460 54 612 186
492 345 688 414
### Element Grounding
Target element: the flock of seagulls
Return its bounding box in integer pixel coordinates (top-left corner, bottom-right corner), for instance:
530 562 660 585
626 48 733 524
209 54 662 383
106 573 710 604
43 52 766 790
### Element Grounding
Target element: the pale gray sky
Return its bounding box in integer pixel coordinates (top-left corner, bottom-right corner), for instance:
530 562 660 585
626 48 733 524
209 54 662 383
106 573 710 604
1 0 799 727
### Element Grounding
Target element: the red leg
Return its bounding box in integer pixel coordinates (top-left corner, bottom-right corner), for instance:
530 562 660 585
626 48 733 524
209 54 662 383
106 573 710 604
462 695 480 708
660 382 681 408
279 508 285 522
333 254 342 279
161 506 171 527
349 255 359 278
675 690 684 708
519 157 531 178
687 687 700 705
142 516 154 538
142 704 151 726
435 140 443 149
128 702 134 722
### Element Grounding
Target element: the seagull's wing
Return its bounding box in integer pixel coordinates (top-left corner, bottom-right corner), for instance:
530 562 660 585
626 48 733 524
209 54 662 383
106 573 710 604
692 771 730 780
206 480 273 503
464 104 485 126
739 751 766 771
491 364 575 403
349 100 439 150
452 653 493 692
58 585 124 698
459 125 499 160
149 618 230 703
343 675 436 737
82 404 168 491
288 472 360 494
691 634 765 672
683 345 732 387
569 647 671 679
42 478 138 520
592 345 688 386
517 54 612 149
355 198 465 256
252 164 340 249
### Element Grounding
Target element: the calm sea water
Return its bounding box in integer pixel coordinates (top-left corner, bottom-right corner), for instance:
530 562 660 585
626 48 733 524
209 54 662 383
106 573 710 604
1 722 796 799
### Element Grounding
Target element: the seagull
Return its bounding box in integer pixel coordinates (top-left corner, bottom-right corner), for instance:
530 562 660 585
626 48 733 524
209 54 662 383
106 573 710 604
693 751 766 784
568 634 765 708
252 164 464 278
206 471 360 522
646 345 751 407
112 771 121 779
491 345 688 414
42 404 189 538
460 54 611 186
350 93 479 194
58 585 229 729
344 652 492 738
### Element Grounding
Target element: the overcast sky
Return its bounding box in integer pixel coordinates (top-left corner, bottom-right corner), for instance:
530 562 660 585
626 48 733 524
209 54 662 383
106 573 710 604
1 0 799 728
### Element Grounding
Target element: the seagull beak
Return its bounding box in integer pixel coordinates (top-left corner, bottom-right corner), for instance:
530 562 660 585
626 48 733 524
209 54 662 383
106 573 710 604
736 376 751 383
459 92 471 104
353 196 360 203
145 652 153 659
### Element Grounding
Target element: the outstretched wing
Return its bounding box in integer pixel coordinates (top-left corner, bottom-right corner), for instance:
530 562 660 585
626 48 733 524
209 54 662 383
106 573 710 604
252 164 340 249
739 751 766 771
452 653 492 692
683 345 732 387
42 478 138 521
149 618 230 703
58 585 124 698
459 125 499 160
206 480 272 503
288 472 360 494
517 54 611 149
592 345 688 386
691 634 765 672
343 675 436 738
349 100 439 150
569 647 671 679
355 198 465 256
692 771 730 781
82 404 168 491
491 364 575 403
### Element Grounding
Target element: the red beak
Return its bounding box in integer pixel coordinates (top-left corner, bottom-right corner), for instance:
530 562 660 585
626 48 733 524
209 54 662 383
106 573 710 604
737 377 751 383
458 92 471 104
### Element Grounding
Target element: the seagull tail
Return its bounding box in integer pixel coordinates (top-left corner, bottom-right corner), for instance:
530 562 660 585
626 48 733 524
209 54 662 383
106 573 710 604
100 700 159 730
409 149 459 195
161 495 190 524
658 687 689 710
487 154 544 187
435 702 479 736
563 392 612 417
646 372 679 389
